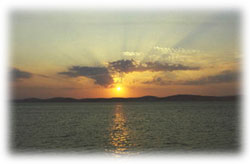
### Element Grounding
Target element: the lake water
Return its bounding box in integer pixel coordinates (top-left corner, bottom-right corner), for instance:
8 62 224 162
11 101 239 155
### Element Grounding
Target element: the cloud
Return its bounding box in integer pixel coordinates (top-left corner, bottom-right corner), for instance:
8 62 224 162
143 77 172 85
59 59 200 87
181 70 239 85
58 66 113 87
145 61 200 72
144 46 203 65
122 47 204 70
152 46 200 55
108 59 138 73
123 51 143 57
108 59 200 73
143 70 238 86
12 68 32 81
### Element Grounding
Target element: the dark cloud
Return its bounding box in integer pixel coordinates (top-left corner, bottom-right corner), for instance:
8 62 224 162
181 70 239 85
36 74 51 78
143 77 172 85
144 62 200 72
59 60 199 87
143 70 238 86
12 68 32 81
58 66 113 87
108 59 199 73
108 59 137 73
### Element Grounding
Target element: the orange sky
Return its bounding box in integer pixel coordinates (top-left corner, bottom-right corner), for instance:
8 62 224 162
11 10 240 99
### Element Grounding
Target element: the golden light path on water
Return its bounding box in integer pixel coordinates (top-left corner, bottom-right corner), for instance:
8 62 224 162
108 104 132 156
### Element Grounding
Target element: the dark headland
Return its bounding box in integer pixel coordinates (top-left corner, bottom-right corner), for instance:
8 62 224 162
13 94 239 103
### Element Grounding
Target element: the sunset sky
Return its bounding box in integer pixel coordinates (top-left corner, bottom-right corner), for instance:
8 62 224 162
10 10 240 99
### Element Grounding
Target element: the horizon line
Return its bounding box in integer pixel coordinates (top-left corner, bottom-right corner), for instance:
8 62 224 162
13 94 239 100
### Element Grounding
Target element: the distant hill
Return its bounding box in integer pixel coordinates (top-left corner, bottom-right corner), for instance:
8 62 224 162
13 94 239 103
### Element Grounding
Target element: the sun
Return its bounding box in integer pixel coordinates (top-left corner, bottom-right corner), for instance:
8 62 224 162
116 86 122 92
113 85 125 96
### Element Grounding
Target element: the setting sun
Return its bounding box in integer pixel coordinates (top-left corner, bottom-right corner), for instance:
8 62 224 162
112 85 126 97
116 86 121 92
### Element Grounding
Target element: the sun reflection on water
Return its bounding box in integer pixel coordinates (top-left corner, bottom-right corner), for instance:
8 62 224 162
108 104 131 155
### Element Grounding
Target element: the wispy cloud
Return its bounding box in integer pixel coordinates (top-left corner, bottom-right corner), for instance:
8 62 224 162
143 77 172 85
122 46 206 68
181 70 239 85
123 51 143 57
145 61 200 72
143 70 239 86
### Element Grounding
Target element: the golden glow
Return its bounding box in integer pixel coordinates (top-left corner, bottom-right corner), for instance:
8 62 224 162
12 12 239 98
111 85 126 97
116 86 121 92
108 104 131 155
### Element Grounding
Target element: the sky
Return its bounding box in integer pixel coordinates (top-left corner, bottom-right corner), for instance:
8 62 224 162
10 10 241 99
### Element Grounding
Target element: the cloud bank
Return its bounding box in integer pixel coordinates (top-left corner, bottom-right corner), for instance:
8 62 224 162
143 70 238 86
181 70 238 85
58 66 113 87
12 68 32 81
59 59 200 87
108 59 199 73
143 77 171 85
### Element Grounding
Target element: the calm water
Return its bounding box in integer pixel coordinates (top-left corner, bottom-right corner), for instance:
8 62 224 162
11 101 239 154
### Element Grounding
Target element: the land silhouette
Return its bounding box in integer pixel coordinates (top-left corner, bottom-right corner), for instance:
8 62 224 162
13 94 239 103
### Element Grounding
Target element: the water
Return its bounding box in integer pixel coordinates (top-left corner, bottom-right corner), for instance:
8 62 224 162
11 101 239 154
